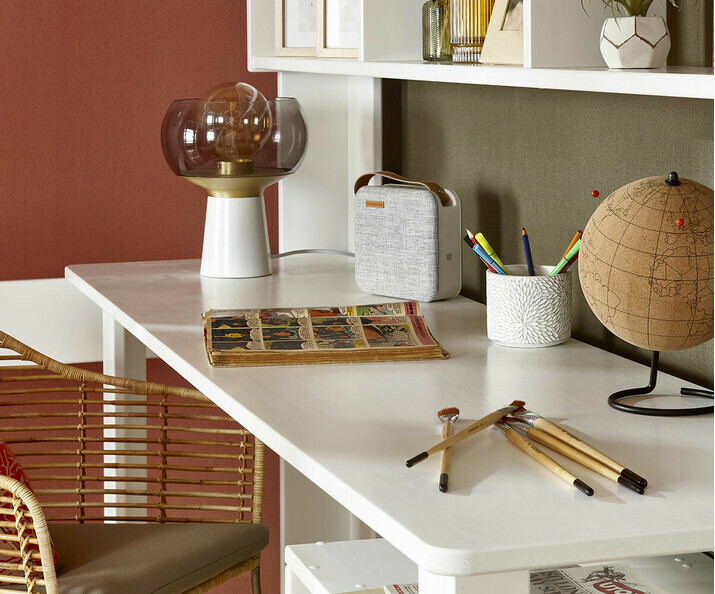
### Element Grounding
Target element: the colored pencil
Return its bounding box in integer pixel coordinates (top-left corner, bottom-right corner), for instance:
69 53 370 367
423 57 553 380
550 239 580 275
473 244 507 275
475 232 507 272
559 253 579 274
561 230 582 260
464 236 497 272
521 228 535 276
465 228 478 246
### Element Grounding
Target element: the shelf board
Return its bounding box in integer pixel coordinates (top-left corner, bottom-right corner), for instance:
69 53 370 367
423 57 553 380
251 56 714 100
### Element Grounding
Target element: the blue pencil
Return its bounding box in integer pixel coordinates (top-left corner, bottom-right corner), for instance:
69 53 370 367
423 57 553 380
473 244 507 275
522 228 535 276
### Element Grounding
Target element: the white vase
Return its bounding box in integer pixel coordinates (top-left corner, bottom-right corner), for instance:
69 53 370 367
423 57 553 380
599 16 670 69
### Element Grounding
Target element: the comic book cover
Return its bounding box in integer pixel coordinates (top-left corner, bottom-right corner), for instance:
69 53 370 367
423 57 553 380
202 302 447 367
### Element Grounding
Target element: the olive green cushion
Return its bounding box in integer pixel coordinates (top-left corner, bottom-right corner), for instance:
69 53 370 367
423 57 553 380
51 523 268 594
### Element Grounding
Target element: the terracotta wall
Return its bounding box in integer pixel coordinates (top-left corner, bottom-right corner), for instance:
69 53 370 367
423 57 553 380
2 2 280 592
0 0 278 280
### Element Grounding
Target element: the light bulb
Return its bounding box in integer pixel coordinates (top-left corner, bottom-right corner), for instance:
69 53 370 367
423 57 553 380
200 82 273 175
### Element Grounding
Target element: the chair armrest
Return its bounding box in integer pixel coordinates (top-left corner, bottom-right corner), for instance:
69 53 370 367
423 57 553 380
0 474 57 594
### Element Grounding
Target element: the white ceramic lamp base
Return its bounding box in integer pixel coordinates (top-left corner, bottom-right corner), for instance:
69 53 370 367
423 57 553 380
200 194 272 278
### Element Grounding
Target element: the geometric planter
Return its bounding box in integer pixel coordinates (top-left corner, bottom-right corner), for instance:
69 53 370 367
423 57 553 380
600 16 671 68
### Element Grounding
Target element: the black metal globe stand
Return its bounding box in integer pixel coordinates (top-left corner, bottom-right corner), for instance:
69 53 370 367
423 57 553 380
608 351 714 417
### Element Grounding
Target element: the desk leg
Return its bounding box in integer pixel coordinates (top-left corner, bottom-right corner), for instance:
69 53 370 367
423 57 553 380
102 314 147 519
280 459 377 593
418 567 529 594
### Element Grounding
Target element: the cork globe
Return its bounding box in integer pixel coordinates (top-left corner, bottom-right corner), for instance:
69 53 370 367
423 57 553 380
579 173 714 352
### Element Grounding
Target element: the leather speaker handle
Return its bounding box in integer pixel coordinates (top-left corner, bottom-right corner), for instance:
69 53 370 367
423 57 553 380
353 171 451 206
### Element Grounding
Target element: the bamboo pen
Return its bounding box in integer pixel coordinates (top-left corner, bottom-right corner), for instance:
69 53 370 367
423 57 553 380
504 419 644 494
510 410 647 488
406 400 525 468
495 422 594 496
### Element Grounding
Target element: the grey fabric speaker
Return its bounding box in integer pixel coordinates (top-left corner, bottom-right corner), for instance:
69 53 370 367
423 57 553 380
354 172 461 302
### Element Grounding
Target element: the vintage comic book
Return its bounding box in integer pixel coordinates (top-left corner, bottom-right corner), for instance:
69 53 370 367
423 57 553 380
530 564 669 594
203 302 447 367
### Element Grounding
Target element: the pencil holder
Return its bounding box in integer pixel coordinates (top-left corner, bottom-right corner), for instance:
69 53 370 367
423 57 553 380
486 265 571 348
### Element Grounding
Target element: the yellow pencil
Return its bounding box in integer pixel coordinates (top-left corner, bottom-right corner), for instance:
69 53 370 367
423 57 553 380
475 232 507 273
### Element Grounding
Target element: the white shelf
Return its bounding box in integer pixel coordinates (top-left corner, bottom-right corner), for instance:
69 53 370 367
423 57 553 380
251 56 714 99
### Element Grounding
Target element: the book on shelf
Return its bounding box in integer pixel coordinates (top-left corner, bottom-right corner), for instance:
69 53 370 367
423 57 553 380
202 301 448 367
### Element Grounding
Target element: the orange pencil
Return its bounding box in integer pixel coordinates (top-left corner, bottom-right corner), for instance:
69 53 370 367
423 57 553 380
561 231 582 260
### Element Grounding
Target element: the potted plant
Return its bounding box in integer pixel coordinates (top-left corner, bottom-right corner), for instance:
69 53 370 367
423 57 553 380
583 0 676 68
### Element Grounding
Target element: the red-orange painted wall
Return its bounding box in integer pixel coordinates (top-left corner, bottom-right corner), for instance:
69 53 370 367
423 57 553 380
0 0 279 280
3 3 280 592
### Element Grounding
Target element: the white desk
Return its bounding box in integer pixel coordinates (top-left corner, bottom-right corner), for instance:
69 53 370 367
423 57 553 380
65 255 714 594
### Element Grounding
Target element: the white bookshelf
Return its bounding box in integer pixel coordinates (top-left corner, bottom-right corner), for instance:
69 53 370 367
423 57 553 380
253 57 713 100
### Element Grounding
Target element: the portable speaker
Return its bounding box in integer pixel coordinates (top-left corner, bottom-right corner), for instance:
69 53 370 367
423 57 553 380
353 171 462 302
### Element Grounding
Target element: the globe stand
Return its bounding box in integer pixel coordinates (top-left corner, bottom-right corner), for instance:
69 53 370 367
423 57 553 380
608 351 714 417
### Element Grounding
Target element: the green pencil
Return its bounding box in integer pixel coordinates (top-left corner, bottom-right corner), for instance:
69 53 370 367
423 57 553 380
550 238 581 275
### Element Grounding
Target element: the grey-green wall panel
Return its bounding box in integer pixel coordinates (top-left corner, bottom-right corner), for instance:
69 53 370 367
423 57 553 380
387 80 713 388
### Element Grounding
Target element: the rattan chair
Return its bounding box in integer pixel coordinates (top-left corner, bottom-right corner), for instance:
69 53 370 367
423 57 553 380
0 330 266 594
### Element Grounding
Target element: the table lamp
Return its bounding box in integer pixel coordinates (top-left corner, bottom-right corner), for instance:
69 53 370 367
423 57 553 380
161 82 307 278
579 172 714 416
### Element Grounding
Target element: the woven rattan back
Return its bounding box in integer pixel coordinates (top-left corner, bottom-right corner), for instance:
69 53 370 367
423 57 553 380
0 330 264 593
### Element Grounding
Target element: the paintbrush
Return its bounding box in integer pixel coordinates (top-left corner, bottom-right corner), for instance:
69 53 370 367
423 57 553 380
510 409 647 488
406 400 525 468
437 407 460 493
504 419 644 494
495 421 594 496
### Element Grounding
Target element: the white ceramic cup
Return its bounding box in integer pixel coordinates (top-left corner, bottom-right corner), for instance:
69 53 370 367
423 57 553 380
486 264 571 348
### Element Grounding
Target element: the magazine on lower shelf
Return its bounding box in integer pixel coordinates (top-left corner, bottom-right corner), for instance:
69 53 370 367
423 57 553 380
202 301 448 367
531 564 669 594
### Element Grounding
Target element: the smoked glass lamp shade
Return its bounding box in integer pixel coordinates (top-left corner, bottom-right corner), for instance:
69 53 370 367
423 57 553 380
161 97 307 188
160 89 307 279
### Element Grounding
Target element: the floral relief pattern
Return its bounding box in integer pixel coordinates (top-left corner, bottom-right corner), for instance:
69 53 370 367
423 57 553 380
487 274 571 347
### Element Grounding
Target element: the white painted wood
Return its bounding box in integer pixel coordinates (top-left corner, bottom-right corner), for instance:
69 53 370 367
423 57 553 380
102 314 147 518
286 564 313 594
361 0 422 62
281 459 366 594
347 76 381 252
285 539 417 594
65 256 714 579
524 0 665 68
0 278 102 363
277 73 381 252
418 567 529 594
277 72 351 251
254 57 714 99
247 0 276 60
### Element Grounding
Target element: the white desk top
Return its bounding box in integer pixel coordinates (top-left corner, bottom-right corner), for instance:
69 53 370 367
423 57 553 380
65 255 713 577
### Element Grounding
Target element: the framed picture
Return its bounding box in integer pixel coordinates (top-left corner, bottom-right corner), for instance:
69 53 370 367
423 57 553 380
317 0 359 58
275 0 317 57
479 0 523 65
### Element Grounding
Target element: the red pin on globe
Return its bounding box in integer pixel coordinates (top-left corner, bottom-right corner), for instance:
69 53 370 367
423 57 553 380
676 218 684 226
592 190 599 198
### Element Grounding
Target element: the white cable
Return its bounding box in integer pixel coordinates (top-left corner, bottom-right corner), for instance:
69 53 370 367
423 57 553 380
271 249 354 259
